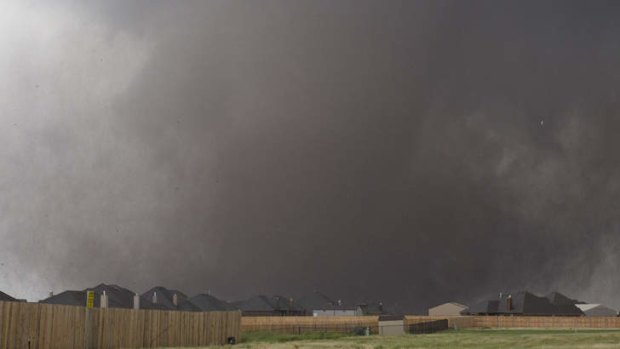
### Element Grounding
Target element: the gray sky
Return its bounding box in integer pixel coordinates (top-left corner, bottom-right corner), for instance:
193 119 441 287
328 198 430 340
1 0 620 312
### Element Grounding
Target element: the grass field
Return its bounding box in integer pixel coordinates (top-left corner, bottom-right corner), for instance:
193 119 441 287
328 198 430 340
192 329 620 349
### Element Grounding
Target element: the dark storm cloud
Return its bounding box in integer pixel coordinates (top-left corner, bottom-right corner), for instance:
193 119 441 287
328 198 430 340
2 0 620 312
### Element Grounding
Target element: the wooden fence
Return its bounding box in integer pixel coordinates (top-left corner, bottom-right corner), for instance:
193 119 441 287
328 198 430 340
473 316 620 329
0 301 241 349
242 315 620 336
241 316 379 334
407 315 620 329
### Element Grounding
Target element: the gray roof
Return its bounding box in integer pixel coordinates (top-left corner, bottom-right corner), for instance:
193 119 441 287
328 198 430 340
296 291 336 311
0 290 17 302
90 284 166 310
296 291 358 312
429 302 468 310
358 302 388 315
234 295 303 312
576 304 618 317
41 284 167 310
177 299 201 312
40 290 87 306
470 291 583 316
545 292 582 306
273 295 304 312
178 294 236 312
234 295 278 312
142 286 187 310
468 299 499 314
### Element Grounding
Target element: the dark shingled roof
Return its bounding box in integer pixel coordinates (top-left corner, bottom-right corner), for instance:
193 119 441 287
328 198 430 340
297 291 333 311
177 299 201 312
296 291 336 311
469 291 583 316
142 286 187 310
233 295 304 313
234 295 279 312
0 290 17 302
178 294 237 312
358 302 388 315
90 284 166 310
545 291 583 306
271 295 304 312
41 284 167 310
40 290 88 306
468 299 500 314
296 291 359 312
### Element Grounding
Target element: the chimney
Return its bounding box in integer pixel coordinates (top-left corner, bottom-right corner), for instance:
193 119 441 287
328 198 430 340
507 295 513 311
100 291 108 309
152 291 157 304
133 293 140 310
173 293 178 307
49 291 54 298
379 302 384 313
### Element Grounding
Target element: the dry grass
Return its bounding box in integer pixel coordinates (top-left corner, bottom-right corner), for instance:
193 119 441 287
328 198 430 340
181 329 620 349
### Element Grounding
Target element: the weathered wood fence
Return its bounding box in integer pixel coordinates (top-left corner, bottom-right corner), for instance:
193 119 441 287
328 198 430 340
0 301 241 349
241 316 379 334
474 315 620 328
242 315 620 335
406 316 620 329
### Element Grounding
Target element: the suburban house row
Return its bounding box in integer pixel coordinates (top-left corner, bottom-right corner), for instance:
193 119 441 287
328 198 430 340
0 285 389 317
429 291 619 317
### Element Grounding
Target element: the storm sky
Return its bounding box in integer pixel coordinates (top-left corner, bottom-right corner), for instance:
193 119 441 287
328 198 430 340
2 0 620 312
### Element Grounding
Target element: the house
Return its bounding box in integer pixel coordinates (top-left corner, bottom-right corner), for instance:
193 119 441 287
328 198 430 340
178 293 237 312
0 290 17 302
428 302 469 316
89 284 166 310
469 291 583 316
142 286 187 310
576 304 618 317
296 291 362 316
233 295 304 316
41 284 166 310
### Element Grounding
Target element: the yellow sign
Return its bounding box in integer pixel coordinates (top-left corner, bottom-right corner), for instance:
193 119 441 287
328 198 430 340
86 291 95 309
